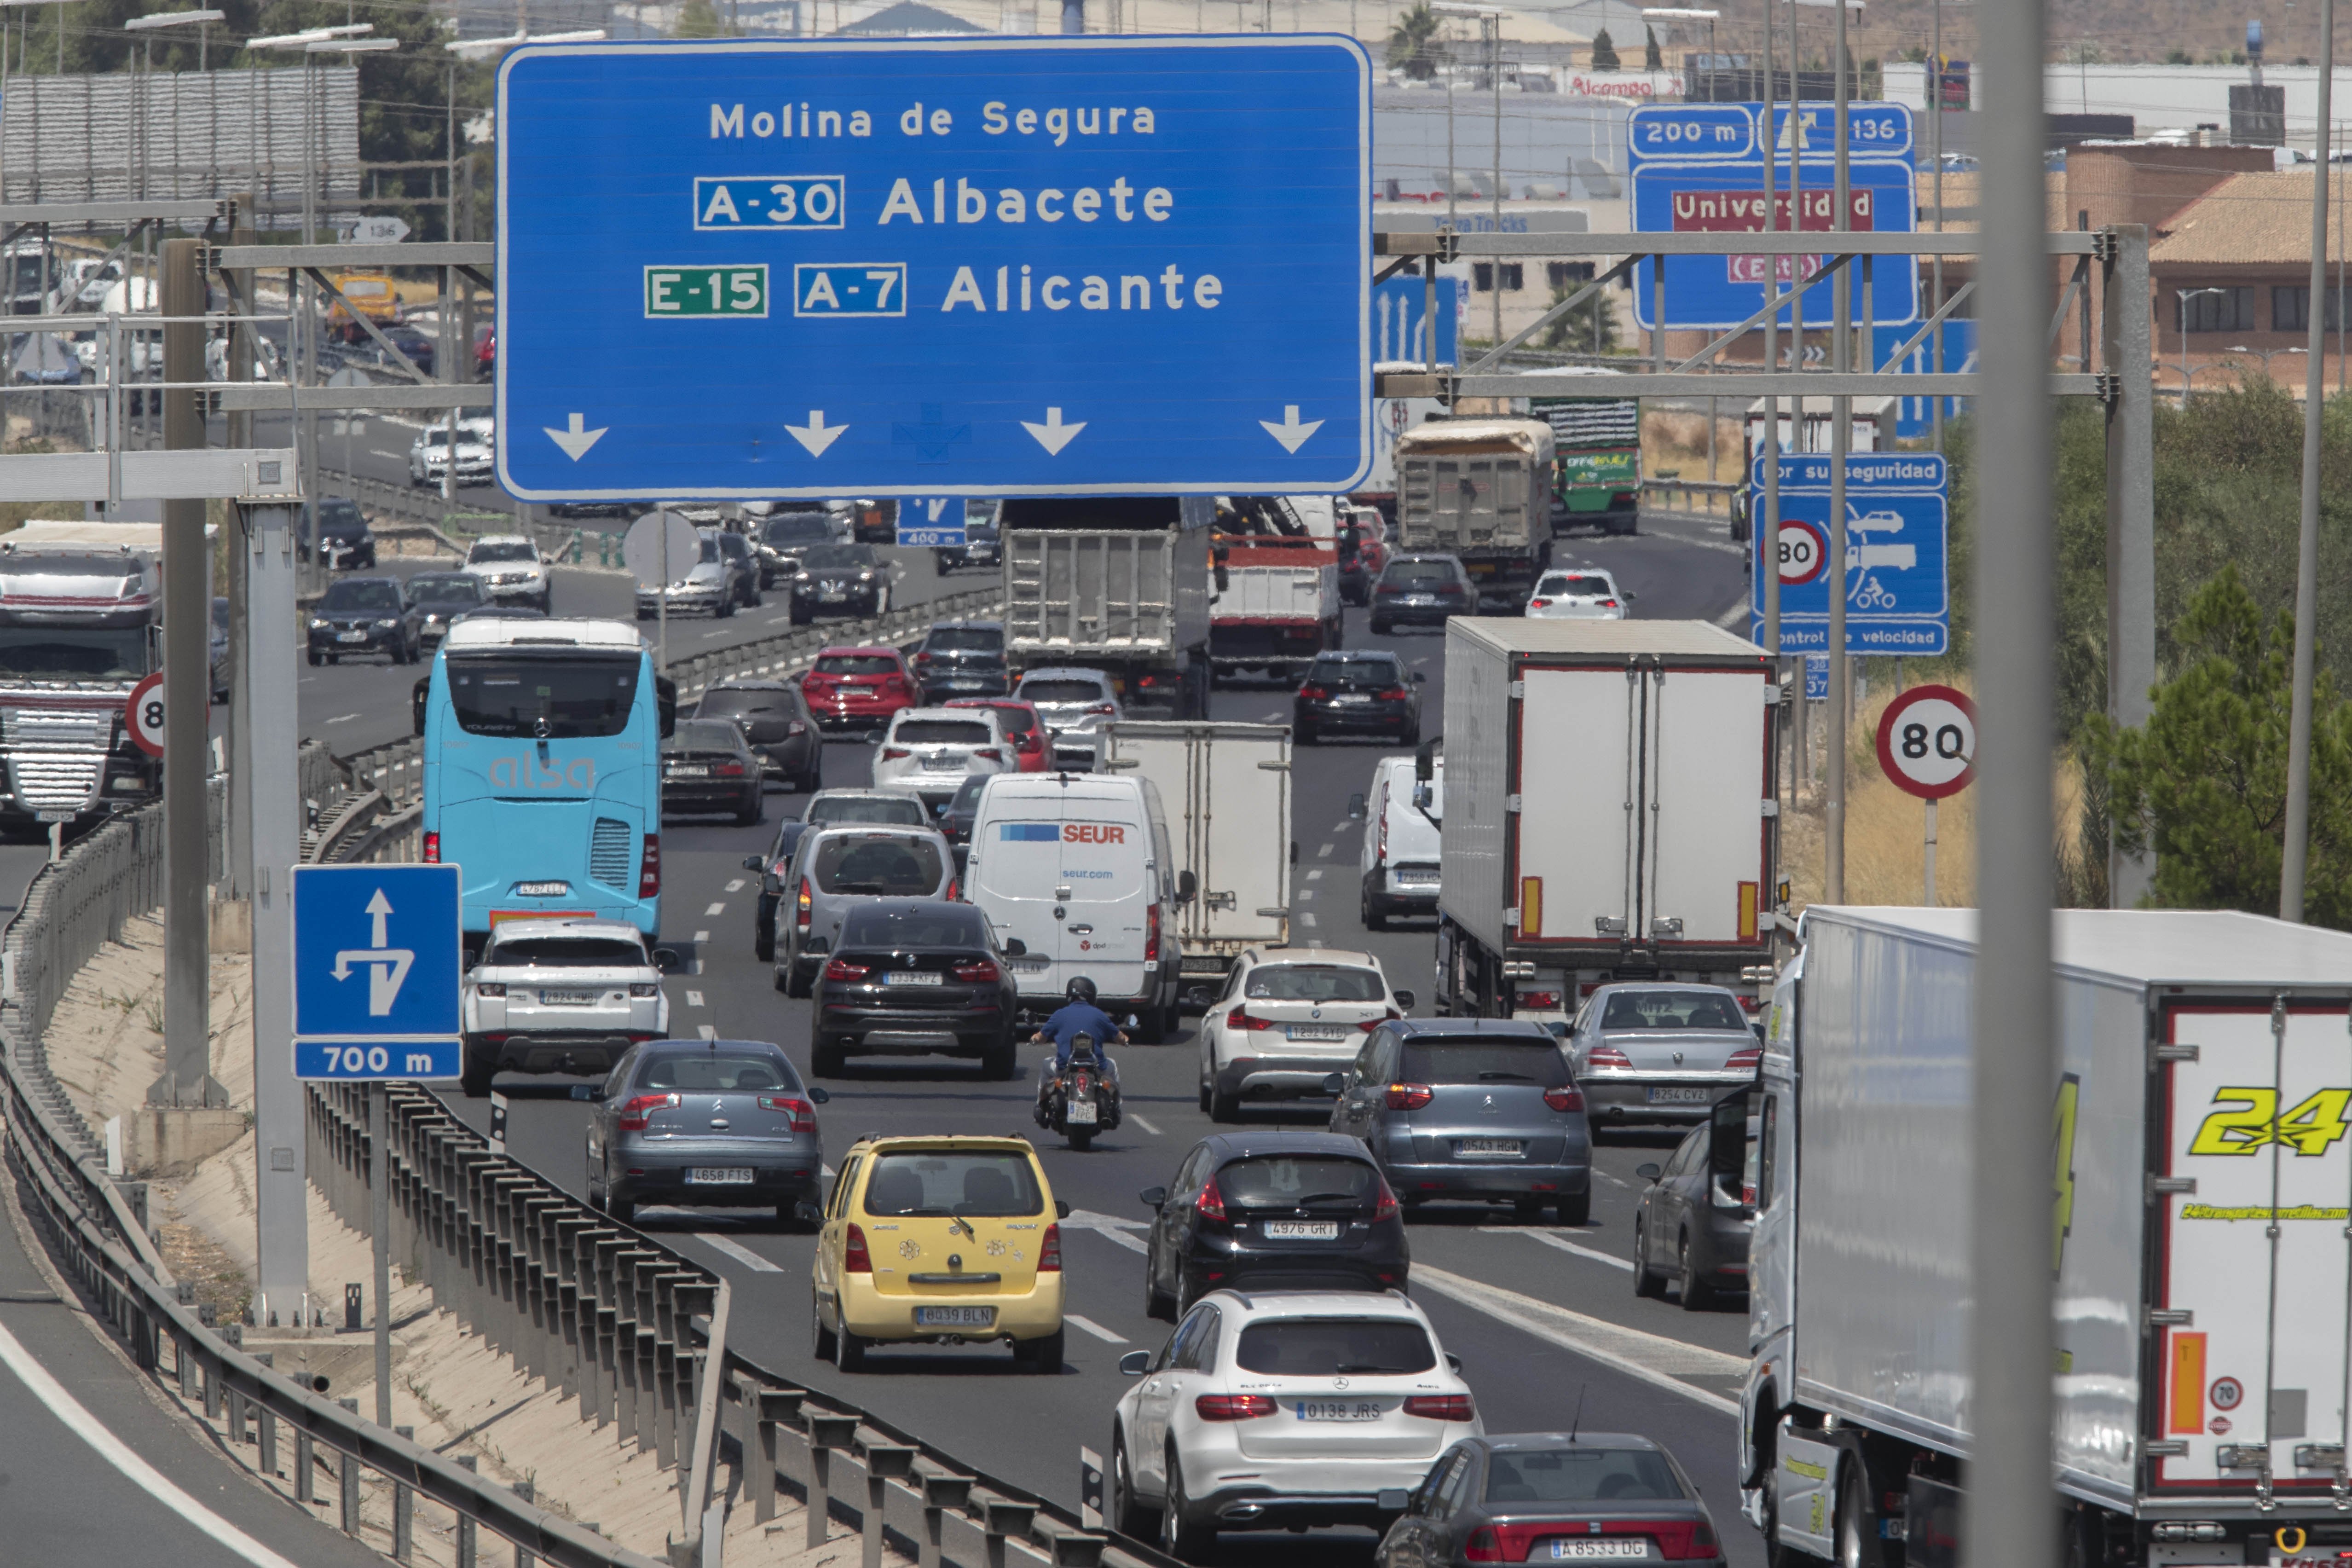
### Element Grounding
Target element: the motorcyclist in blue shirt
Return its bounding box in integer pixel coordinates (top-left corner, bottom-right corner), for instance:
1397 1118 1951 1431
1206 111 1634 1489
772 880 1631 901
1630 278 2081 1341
1033 976 1126 1117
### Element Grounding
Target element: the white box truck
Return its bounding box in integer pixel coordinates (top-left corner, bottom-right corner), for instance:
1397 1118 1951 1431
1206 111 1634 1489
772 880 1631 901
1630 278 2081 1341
1745 907 2352 1568
1435 618 1779 1020
1101 719 1290 1007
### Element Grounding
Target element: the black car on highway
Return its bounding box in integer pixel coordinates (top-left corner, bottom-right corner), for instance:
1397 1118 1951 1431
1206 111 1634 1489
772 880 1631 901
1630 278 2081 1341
788 543 887 624
1368 553 1474 635
933 516 1001 573
753 507 836 587
301 496 377 569
403 571 488 650
938 772 985 870
661 718 763 826
306 575 416 665
1293 650 1424 745
912 618 1009 702
809 898 1021 1078
741 788 933 960
1373 1434 1727 1568
694 679 821 791
581 1037 830 1228
1632 1094 1755 1310
1137 1130 1410 1319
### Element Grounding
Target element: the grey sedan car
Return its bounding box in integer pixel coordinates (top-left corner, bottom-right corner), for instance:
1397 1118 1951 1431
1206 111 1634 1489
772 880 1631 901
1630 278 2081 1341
582 1038 829 1227
1633 1094 1756 1309
1328 1018 1591 1226
1562 984 1761 1127
774 823 956 997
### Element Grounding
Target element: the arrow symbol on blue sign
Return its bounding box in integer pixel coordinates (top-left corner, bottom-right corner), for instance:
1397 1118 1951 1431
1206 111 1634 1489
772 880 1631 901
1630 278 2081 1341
785 410 847 457
1259 405 1324 453
331 888 416 1017
1021 406 1085 456
543 412 607 461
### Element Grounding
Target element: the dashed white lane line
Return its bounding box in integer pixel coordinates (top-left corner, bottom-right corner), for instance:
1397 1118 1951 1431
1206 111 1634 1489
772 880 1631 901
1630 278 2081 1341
1317 842 1334 859
705 903 726 916
1126 1111 1162 1135
1330 820 1352 833
725 879 746 892
1306 869 1324 881
697 1233 785 1272
1064 1314 1128 1344
325 712 358 724
1061 1209 1148 1253
0 1318 303 1568
686 991 705 1007
694 930 711 943
1410 1265 1742 1416
1299 912 1318 929
697 1024 716 1040
1479 1225 1635 1273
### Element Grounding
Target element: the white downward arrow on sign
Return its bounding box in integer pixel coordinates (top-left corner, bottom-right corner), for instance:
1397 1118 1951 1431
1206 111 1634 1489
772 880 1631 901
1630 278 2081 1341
1259 405 1324 453
543 412 606 460
785 410 847 457
1021 406 1085 456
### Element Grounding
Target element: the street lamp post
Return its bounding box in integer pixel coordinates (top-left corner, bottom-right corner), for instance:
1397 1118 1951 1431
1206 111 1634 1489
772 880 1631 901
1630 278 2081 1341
2224 342 2307 382
2176 286 2226 407
1432 1 1503 348
124 12 226 197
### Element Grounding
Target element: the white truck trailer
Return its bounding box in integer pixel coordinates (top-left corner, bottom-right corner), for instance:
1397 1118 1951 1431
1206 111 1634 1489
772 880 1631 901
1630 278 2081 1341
1435 618 1780 1021
1101 719 1291 1008
1747 907 2352 1568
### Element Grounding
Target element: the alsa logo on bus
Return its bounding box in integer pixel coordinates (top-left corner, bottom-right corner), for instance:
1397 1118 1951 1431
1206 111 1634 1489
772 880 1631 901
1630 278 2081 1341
486 756 597 792
999 822 1127 844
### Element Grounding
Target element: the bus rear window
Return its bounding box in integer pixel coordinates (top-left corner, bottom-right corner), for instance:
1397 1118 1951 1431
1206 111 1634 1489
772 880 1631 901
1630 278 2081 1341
445 653 641 739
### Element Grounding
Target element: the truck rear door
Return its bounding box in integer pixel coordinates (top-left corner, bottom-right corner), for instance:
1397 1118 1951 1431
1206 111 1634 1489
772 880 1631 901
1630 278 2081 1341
1644 665 1769 946
1514 665 1633 942
2154 1000 2352 1500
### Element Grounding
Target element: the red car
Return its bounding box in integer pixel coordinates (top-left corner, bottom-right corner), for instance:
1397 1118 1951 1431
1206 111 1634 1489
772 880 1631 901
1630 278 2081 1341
944 696 1051 772
800 645 917 735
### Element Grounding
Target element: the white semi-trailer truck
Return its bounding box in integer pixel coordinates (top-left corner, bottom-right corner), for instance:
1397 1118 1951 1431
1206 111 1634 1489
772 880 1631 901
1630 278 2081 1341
1746 906 2352 1568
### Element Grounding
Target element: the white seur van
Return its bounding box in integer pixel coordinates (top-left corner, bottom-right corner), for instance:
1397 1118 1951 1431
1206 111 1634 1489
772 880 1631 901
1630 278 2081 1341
964 772 1190 1041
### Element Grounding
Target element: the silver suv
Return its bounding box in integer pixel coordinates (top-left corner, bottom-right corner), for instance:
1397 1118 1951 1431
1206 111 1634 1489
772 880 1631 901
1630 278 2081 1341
460 919 669 1096
1011 666 1122 769
774 824 956 996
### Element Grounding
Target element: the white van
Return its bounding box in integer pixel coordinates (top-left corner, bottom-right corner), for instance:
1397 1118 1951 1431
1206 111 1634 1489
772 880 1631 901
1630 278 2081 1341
964 772 1189 1041
1352 754 1444 929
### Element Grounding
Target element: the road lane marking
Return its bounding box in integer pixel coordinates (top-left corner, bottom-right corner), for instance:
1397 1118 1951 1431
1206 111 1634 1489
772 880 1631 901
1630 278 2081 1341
1295 889 1313 902
1713 599 1748 629
1064 1314 1127 1344
0 1317 304 1568
1330 820 1351 833
694 930 711 943
1306 869 1323 881
1127 1112 1162 1135
686 991 705 1007
1062 1209 1148 1253
1299 913 1318 929
325 712 358 724
1479 1226 1635 1272
1410 1265 1742 1416
696 1233 786 1273
705 903 726 916
698 1024 716 1040
726 879 745 892
1317 843 1334 858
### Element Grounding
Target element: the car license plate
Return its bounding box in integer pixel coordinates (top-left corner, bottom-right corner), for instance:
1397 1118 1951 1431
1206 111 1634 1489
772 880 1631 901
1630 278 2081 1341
337 630 369 642
1456 1139 1525 1159
823 589 846 601
915 1305 996 1327
1006 954 1052 972
1395 870 1440 886
538 988 601 1006
1404 594 1436 605
1549 1542 1647 1560
1336 693 1371 703
686 1168 753 1185
1064 1100 1099 1125
884 972 944 986
1647 1086 1714 1105
1294 1401 1384 1421
1286 1024 1350 1041
1263 1221 1341 1240
924 754 963 769
669 764 709 777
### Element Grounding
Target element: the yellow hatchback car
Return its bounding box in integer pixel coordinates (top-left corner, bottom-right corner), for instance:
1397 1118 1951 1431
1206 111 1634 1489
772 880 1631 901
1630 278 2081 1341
812 1134 1068 1372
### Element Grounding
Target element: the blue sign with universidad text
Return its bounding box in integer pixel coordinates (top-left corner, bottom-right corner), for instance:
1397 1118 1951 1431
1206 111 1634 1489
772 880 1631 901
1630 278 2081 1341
497 37 1373 501
291 864 463 1080
1750 451 1948 656
1627 101 1917 332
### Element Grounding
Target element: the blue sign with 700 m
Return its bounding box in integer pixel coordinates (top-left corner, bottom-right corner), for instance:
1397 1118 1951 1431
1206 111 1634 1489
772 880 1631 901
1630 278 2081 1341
1750 451 1948 656
497 37 1373 501
291 864 463 1081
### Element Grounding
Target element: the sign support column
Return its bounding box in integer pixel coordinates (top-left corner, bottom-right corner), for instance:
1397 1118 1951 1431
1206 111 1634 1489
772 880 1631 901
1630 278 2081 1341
2102 225 2154 908
1826 2 1852 904
371 1082 393 1426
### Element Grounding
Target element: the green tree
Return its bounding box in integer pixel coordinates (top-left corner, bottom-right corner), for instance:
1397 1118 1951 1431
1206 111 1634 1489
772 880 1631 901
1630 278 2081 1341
675 0 738 36
1537 283 1620 354
1643 24 1662 70
1589 28 1619 69
2090 566 2352 926
1387 3 1446 81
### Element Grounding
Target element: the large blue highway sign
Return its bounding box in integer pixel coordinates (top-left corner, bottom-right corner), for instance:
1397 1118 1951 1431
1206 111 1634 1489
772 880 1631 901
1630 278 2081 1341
497 37 1373 501
1627 101 1917 332
1749 451 1948 657
292 865 463 1078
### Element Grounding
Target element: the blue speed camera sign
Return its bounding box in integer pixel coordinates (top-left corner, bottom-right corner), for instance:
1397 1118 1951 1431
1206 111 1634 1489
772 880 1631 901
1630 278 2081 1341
497 37 1373 501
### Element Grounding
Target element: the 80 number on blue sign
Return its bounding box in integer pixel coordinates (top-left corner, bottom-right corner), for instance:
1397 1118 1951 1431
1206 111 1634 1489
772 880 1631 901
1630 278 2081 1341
296 1040 461 1081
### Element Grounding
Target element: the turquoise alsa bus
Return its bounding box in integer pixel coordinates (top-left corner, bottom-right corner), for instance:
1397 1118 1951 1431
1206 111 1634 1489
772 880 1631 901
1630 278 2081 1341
416 619 675 946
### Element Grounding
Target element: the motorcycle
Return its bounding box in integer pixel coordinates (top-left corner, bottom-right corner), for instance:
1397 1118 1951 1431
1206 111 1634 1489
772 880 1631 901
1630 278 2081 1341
1035 1032 1120 1151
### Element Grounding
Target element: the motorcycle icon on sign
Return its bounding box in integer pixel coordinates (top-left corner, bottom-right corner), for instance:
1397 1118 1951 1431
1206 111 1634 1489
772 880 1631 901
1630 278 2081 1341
1844 508 1917 610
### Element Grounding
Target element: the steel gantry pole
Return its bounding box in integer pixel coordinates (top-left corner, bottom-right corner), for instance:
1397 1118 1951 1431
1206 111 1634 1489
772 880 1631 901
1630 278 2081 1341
1762 0 1780 666
1824 0 1851 902
2283 0 2335 923
1966 0 2057 1557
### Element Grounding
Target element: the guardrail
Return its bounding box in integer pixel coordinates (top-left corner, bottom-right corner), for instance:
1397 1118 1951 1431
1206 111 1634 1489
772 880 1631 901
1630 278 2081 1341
1642 476 1743 521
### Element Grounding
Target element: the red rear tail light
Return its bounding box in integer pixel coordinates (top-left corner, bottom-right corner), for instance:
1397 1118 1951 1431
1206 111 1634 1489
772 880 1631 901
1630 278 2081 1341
796 876 814 931
1039 1222 1061 1273
1088 702 1117 716
1377 687 1410 700
1298 685 1329 700
1386 1082 1434 1110
844 1223 872 1273
823 957 870 983
1226 1006 1277 1032
975 747 1003 761
756 1094 818 1132
1519 990 1561 1010
422 830 441 863
1727 1046 1763 1071
915 651 933 665
882 746 911 760
1402 1394 1475 1421
945 878 959 901
1195 1175 1228 1223
1528 598 1553 609
1145 900 1161 963
1072 1071 1091 1094
1598 598 1619 608
1374 1179 1399 1222
1743 1182 1758 1206
1544 1086 1586 1112
1588 1045 1634 1068
715 761 745 776
951 958 1000 983
616 1092 677 1131
638 833 660 897
1465 1528 1503 1562
1193 1394 1276 1421
1377 584 1404 596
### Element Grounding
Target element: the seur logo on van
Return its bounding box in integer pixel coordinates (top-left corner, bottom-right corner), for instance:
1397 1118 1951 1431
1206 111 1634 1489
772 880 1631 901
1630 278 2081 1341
998 822 1127 844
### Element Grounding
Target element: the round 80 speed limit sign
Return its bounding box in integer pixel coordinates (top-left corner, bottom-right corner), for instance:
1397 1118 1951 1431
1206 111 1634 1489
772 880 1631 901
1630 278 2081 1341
1875 683 1978 799
126 673 168 758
